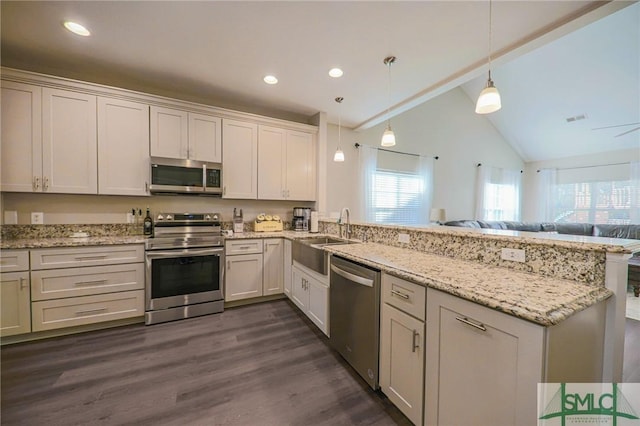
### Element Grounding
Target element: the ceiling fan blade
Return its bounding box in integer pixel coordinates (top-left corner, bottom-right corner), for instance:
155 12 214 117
615 126 640 137
592 122 640 131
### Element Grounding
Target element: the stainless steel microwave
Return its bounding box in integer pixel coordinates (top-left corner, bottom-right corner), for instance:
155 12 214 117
149 157 222 195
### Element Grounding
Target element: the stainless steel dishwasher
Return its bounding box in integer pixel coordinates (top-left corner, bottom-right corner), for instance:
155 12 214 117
329 255 381 390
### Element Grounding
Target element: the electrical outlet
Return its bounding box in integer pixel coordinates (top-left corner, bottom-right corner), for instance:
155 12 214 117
501 248 525 263
398 233 410 244
31 212 44 225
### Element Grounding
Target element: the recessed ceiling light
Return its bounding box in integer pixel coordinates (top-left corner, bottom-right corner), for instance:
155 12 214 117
329 68 343 78
263 75 278 85
63 21 91 37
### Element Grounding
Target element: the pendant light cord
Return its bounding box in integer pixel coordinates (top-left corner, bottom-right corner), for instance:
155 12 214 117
488 0 493 77
386 60 392 126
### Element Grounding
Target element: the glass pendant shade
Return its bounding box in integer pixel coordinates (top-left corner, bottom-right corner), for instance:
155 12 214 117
381 125 396 147
333 148 345 162
475 76 501 114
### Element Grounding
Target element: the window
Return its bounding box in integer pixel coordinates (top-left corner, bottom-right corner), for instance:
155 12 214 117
554 179 634 224
475 166 521 221
371 169 425 225
482 182 519 221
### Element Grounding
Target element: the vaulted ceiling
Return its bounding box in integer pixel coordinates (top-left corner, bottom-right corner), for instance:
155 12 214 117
1 1 637 162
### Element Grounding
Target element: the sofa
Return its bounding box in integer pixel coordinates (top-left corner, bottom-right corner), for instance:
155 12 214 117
444 220 640 296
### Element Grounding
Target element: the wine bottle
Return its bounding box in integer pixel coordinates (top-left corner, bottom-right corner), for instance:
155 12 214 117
143 207 153 236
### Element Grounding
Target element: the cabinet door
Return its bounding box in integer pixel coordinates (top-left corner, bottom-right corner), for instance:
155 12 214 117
225 253 263 301
285 130 315 201
150 106 188 159
222 119 258 199
307 275 329 336
380 303 424 425
425 289 544 426
283 239 292 298
1 81 42 192
98 97 150 196
257 125 286 200
263 239 284 296
188 113 221 163
42 88 97 194
0 272 31 337
291 267 308 312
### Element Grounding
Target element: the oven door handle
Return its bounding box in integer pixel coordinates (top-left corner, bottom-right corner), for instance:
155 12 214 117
146 247 224 259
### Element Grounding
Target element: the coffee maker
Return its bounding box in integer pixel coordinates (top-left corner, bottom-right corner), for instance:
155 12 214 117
292 207 311 231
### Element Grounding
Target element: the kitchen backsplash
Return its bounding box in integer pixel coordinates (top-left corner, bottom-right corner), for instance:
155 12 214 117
1 224 143 240
319 220 606 286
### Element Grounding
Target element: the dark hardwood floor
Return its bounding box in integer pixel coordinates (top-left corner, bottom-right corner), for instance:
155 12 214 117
1 300 411 426
624 318 640 383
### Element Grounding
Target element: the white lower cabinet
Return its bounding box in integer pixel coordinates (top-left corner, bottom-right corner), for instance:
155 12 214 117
29 245 145 333
424 288 606 426
0 250 31 337
379 274 425 425
263 239 284 296
283 239 292 298
225 253 263 301
1 271 31 337
291 263 329 335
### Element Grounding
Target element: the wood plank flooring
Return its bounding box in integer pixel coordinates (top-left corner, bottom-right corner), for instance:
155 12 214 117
1 300 411 426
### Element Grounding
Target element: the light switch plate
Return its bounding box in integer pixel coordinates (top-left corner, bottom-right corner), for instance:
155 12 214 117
501 248 525 262
31 212 44 225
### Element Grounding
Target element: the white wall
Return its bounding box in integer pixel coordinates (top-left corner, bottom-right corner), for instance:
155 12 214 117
522 147 640 221
325 87 524 222
1 192 313 225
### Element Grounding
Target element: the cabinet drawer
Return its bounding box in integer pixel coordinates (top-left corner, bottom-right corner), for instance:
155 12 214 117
32 290 144 332
31 263 144 301
31 245 144 270
0 250 29 272
225 239 263 255
382 273 426 321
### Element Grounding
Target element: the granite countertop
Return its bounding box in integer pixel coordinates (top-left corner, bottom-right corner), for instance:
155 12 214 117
0 231 327 249
323 242 612 326
0 235 148 249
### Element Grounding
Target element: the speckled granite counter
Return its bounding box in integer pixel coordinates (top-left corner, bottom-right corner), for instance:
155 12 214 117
224 230 322 240
1 235 147 249
324 242 612 326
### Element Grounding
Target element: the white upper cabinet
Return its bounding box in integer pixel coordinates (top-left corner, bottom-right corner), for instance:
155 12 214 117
42 88 97 194
150 106 188 159
257 125 286 199
222 119 258 199
1 81 42 192
150 106 221 163
98 98 150 196
285 130 315 200
189 112 222 163
258 125 315 201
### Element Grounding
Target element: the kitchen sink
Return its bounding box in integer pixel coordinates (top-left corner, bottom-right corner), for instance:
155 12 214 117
292 236 358 275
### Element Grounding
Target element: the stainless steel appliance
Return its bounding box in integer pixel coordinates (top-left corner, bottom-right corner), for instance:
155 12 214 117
329 255 381 389
292 207 311 231
145 212 224 325
149 157 222 195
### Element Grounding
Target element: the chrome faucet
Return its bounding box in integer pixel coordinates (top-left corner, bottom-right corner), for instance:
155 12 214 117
339 207 351 239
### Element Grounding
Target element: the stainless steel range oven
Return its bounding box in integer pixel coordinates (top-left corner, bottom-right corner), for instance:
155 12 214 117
145 212 224 325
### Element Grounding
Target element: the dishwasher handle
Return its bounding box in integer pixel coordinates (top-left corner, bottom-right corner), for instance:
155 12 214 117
330 264 374 287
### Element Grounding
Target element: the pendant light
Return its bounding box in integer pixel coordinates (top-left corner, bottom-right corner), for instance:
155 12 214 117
475 0 502 114
381 56 397 147
333 97 345 162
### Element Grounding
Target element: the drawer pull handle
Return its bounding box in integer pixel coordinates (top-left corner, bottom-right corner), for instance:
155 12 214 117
412 330 419 352
75 255 108 261
455 316 487 332
391 289 410 300
227 260 231 271
238 246 251 250
75 308 107 316
74 279 107 286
